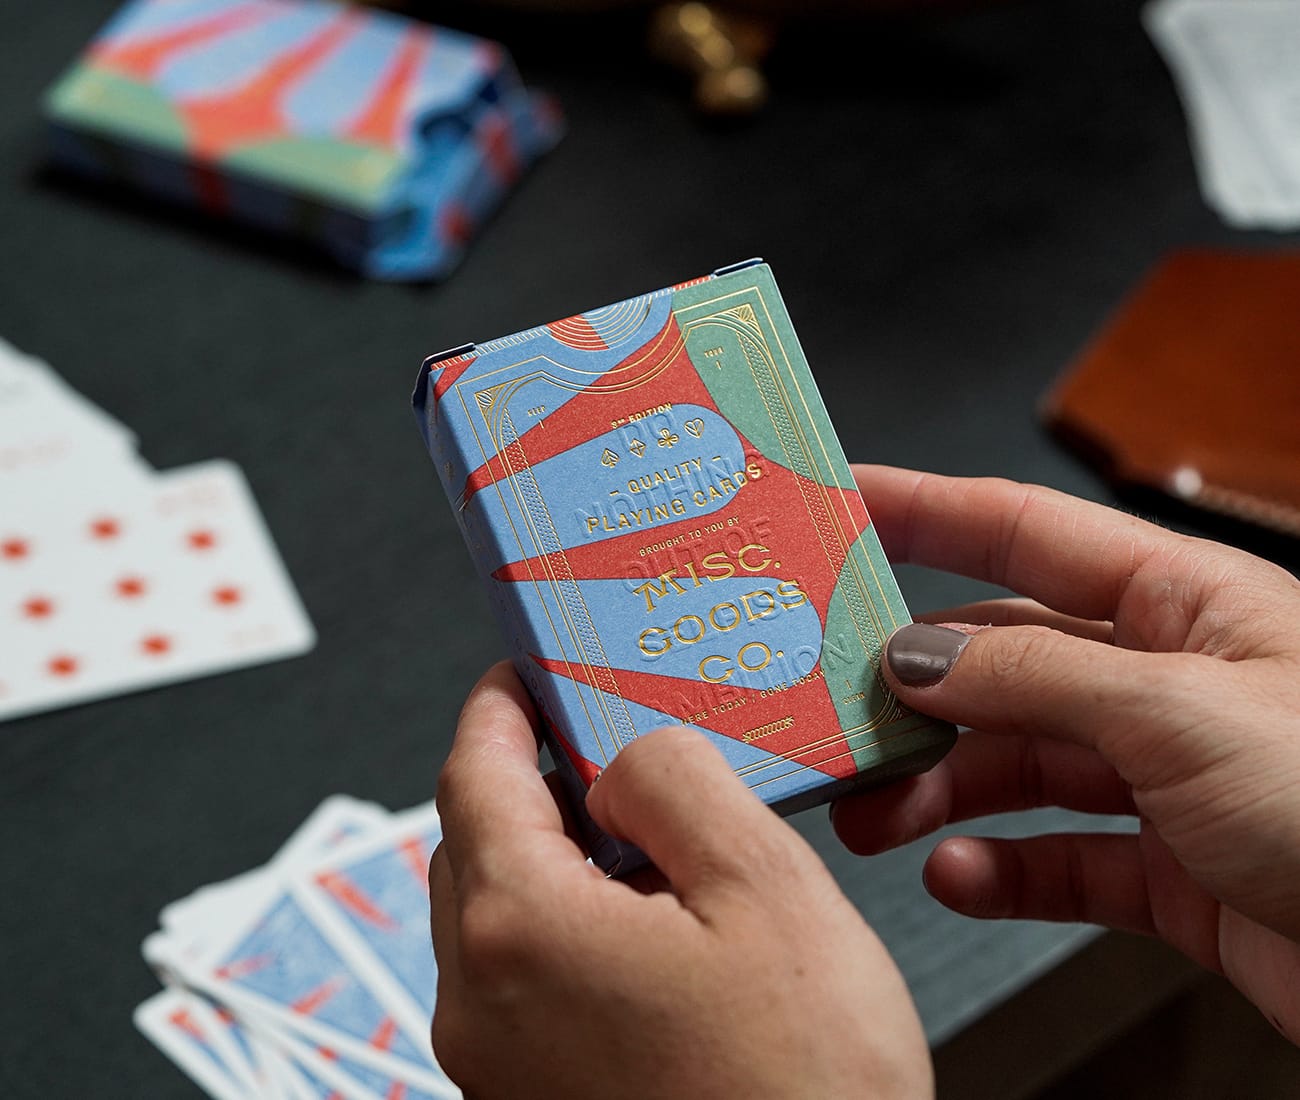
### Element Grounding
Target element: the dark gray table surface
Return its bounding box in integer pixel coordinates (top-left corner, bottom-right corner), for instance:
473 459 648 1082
3 0 1299 1093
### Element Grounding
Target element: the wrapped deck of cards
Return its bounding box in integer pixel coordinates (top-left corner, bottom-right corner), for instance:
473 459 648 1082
412 260 957 874
44 0 561 280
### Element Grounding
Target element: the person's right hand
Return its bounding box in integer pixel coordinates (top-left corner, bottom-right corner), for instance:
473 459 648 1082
428 663 933 1099
831 466 1300 1043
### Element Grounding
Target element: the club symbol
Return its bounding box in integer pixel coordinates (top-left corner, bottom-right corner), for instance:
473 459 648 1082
657 428 679 449
628 438 646 458
684 418 705 438
600 448 620 468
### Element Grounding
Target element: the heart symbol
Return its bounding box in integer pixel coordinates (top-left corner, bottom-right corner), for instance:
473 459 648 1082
684 418 705 438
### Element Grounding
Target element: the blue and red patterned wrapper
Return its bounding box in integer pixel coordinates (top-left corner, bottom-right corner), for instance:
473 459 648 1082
414 261 956 873
44 0 561 280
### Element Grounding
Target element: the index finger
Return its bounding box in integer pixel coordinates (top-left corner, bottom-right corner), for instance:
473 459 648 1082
852 465 1174 622
436 661 587 889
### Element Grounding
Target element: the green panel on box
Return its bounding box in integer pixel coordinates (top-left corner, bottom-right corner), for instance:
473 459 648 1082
48 67 188 151
223 138 403 212
674 266 858 493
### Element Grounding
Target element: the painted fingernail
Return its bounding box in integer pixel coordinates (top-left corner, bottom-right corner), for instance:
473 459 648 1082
885 624 972 687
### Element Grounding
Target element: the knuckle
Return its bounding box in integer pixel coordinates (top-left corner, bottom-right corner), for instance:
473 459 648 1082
1015 738 1047 807
454 670 522 743
754 831 820 893
604 725 710 783
431 1005 475 1089
434 756 463 814
722 819 824 909
626 725 702 763
427 843 447 896
1059 842 1089 919
457 892 533 987
977 625 1049 685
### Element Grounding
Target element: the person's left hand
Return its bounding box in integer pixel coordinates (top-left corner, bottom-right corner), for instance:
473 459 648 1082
428 662 932 1099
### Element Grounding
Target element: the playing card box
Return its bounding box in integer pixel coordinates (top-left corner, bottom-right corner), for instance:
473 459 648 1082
413 260 956 873
44 0 561 281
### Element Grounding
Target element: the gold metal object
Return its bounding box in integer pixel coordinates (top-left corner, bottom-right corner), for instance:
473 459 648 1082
649 2 774 115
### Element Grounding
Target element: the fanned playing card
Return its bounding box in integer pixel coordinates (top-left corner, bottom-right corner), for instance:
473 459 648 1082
139 795 461 1100
0 338 314 720
291 803 444 1053
0 336 147 496
134 988 262 1100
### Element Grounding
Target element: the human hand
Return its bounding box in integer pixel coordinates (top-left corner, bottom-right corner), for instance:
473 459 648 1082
429 663 933 1098
832 466 1300 1042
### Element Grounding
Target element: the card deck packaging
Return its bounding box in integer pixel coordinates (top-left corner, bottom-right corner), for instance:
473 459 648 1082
412 259 958 874
44 0 562 281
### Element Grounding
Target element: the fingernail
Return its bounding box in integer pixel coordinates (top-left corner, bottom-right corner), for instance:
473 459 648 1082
885 624 972 687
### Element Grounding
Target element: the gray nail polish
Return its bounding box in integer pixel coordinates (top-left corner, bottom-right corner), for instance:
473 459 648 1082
886 624 971 686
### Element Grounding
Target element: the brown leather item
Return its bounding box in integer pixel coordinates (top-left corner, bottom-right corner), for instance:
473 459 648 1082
1042 250 1300 538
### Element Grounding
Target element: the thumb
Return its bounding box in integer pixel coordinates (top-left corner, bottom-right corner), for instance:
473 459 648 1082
882 622 1190 765
586 726 810 903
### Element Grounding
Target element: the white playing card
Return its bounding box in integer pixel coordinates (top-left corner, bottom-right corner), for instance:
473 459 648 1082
135 988 259 1100
0 458 315 721
152 796 389 973
1147 12 1286 223
254 1014 450 1100
260 1043 317 1100
292 803 445 1057
1181 2 1300 186
0 337 149 499
140 796 461 1099
210 1002 294 1100
0 337 137 445
146 797 397 1100
170 878 453 1098
1146 0 1300 227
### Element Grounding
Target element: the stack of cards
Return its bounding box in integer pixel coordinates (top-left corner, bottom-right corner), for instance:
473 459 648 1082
0 337 314 721
1146 0 1300 228
138 795 459 1099
45 0 562 281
